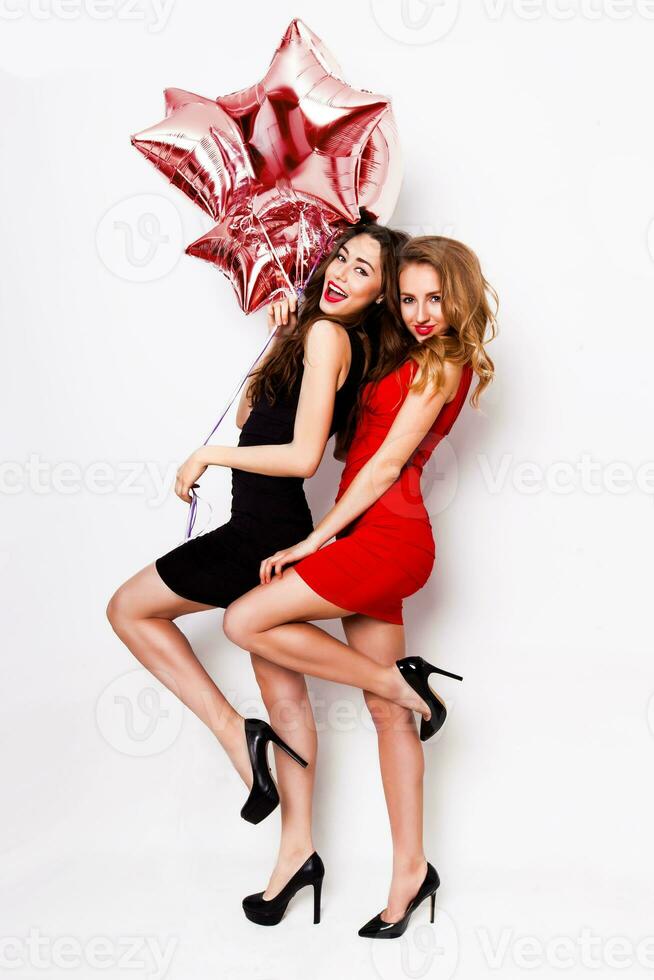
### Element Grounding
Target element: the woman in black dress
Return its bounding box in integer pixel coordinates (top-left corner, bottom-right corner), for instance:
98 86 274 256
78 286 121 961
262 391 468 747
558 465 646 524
106 221 409 824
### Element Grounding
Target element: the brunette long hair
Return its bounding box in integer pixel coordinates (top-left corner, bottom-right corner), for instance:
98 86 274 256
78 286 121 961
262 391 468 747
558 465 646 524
245 218 411 455
397 236 498 408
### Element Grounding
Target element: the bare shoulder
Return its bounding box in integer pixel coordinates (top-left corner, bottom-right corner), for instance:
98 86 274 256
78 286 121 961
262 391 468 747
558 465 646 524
304 318 350 357
306 318 349 343
411 357 464 403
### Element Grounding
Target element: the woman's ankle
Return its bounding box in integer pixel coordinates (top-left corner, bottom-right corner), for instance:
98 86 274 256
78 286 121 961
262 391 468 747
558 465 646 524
277 841 315 863
392 854 427 875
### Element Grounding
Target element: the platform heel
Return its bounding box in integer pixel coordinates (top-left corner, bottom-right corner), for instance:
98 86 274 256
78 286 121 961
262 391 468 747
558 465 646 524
240 718 309 825
395 656 463 741
242 852 325 926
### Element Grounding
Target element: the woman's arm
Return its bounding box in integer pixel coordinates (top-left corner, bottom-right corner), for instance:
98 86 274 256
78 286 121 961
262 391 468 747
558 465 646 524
259 360 463 581
174 319 348 502
311 361 463 543
203 321 347 476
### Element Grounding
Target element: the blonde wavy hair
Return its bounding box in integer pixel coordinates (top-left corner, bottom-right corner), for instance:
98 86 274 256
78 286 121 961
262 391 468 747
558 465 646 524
398 236 498 408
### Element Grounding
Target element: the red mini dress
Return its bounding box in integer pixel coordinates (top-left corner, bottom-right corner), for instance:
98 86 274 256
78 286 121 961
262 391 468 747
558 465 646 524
293 357 474 624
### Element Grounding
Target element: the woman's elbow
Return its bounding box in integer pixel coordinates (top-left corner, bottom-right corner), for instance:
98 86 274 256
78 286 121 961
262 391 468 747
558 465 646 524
289 442 321 478
380 460 402 486
300 456 321 479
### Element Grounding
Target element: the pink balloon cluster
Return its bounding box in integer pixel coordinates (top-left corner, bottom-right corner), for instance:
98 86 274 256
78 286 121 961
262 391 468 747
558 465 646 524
131 18 402 313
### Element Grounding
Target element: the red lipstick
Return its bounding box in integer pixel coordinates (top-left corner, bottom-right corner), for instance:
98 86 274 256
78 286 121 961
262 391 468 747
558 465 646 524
324 280 348 303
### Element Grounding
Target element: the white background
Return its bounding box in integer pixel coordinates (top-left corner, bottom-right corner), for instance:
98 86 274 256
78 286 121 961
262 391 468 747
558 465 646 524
1 1 653 978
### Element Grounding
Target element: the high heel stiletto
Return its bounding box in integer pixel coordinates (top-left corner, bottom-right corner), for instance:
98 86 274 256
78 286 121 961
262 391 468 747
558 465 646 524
395 656 463 741
357 862 440 939
240 718 308 825
242 851 325 925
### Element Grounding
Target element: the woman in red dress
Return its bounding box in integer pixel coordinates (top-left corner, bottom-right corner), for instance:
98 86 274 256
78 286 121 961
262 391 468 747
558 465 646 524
224 236 498 935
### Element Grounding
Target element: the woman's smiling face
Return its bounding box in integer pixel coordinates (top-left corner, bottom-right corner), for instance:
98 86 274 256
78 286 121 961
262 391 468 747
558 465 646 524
319 234 383 316
399 262 448 343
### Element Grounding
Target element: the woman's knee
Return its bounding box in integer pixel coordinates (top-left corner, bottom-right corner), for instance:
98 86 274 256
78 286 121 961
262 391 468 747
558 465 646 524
222 601 254 648
106 576 155 636
106 583 132 634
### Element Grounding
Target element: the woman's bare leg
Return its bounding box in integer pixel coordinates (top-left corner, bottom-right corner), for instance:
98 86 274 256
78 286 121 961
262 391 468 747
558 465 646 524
249 655 317 898
222 569 432 719
106 562 253 787
343 615 428 923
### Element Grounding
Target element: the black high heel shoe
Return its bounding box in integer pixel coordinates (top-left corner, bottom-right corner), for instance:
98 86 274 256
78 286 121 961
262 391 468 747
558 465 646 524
240 718 308 825
357 862 440 939
395 656 463 741
242 851 325 925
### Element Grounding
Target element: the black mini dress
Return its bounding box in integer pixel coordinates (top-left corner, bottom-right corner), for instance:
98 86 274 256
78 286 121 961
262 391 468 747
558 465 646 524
154 327 367 607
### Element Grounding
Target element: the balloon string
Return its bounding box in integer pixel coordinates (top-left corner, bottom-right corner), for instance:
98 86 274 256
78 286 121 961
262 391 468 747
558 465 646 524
183 326 279 543
183 218 337 542
295 209 309 288
296 224 336 299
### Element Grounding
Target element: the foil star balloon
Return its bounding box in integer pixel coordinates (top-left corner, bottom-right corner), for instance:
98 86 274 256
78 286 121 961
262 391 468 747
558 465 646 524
131 87 255 222
131 18 402 312
186 200 346 314
214 18 400 224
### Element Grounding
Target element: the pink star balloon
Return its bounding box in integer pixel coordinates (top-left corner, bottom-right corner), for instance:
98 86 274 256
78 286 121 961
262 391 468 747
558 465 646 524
186 199 345 314
131 87 255 222
131 18 402 312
